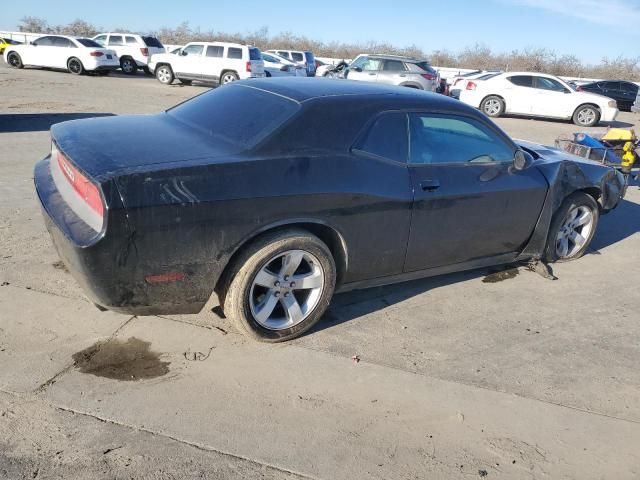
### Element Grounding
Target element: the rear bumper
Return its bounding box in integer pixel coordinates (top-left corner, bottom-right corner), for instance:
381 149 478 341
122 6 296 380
34 156 209 315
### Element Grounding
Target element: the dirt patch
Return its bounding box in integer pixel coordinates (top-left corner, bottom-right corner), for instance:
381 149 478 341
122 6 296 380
72 337 170 381
482 268 519 283
52 260 69 273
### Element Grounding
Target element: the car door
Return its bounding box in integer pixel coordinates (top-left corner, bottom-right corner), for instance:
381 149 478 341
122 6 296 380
377 59 408 86
502 75 535 114
203 45 224 81
346 56 381 83
52 37 77 69
174 44 205 78
404 112 548 272
29 36 56 67
531 76 573 118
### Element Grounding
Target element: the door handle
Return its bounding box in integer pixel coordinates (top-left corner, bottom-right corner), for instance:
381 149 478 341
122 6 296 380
399 74 406 77
368 72 376 76
420 179 440 191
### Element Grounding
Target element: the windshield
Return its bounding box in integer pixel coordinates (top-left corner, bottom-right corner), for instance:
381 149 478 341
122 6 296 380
76 38 103 48
167 84 299 149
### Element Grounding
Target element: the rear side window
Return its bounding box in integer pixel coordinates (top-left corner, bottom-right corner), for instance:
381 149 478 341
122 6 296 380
414 61 436 73
227 47 243 59
142 36 163 48
383 60 406 71
249 47 261 60
621 82 638 93
125 36 138 44
167 85 300 149
291 52 304 62
356 113 408 163
277 51 289 58
77 38 102 48
508 75 533 87
109 35 124 46
206 46 224 57
409 114 513 165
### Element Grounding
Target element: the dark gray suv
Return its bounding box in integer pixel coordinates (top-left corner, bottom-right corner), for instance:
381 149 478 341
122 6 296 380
344 54 440 91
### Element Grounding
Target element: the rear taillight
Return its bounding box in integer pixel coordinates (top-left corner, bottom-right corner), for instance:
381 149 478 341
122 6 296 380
246 61 252 72
421 73 435 80
140 47 149 56
52 143 105 223
466 81 477 91
90 51 104 57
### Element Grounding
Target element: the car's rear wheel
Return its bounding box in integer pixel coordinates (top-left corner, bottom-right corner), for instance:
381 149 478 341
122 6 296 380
220 71 239 85
120 57 137 75
67 57 84 75
7 52 23 69
222 229 336 342
481 96 505 117
573 105 600 127
543 192 599 262
155 65 174 85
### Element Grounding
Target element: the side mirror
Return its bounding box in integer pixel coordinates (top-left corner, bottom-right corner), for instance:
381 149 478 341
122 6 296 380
513 150 533 171
181 50 188 56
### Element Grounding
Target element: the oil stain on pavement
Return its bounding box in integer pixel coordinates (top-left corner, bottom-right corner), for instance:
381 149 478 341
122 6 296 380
72 337 170 381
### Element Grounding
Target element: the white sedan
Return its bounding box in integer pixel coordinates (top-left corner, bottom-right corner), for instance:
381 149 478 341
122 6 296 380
459 72 618 127
261 52 306 77
4 35 119 75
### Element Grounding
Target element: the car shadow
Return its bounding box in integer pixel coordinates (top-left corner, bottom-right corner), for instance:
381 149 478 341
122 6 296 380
500 114 634 129
0 113 115 133
590 181 640 252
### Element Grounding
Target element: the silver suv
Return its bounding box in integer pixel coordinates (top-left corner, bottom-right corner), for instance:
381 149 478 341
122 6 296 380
344 54 439 91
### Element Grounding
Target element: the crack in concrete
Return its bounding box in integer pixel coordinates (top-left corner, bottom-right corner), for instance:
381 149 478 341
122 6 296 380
52 404 317 480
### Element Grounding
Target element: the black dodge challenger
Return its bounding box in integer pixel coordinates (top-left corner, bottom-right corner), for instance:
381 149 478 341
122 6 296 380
35 78 626 341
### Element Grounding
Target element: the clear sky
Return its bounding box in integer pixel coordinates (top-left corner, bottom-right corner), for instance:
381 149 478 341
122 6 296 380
3 0 639 63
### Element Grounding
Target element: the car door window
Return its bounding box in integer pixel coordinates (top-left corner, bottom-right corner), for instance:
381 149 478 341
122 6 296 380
620 82 637 93
125 36 138 45
277 51 289 58
227 47 242 59
53 37 76 48
383 60 406 71
262 53 277 63
93 35 107 46
534 77 567 92
109 35 124 46
291 52 304 62
507 75 533 88
409 114 514 165
183 44 204 56
206 46 224 58
355 113 408 163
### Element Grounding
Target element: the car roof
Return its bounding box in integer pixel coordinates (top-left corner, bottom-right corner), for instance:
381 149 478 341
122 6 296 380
188 41 249 48
359 54 427 63
241 77 468 107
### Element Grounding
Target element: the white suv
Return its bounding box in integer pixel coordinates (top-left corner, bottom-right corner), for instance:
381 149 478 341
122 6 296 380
148 42 265 86
92 33 165 74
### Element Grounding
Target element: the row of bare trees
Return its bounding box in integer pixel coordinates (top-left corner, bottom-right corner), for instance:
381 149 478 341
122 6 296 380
17 16 640 80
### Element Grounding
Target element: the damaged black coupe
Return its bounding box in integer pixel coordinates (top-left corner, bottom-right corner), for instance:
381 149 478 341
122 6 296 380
35 78 626 341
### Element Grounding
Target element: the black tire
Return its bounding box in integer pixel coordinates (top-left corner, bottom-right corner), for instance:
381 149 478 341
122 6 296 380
120 57 137 75
155 65 174 85
220 71 239 85
142 66 151 75
265 71 271 77
67 57 84 75
480 95 505 118
221 229 336 342
543 192 599 263
7 52 23 69
572 105 600 127
179 78 192 85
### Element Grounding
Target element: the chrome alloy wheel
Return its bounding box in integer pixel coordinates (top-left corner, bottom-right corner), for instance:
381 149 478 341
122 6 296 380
576 107 596 126
484 99 502 116
556 205 595 258
221 73 237 84
249 250 325 331
157 66 172 83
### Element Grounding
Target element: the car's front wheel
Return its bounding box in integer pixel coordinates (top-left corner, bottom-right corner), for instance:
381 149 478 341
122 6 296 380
543 192 599 262
481 96 505 117
222 229 336 342
7 52 23 69
155 65 174 85
573 105 600 127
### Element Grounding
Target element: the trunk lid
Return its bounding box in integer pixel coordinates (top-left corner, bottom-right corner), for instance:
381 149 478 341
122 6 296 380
50 114 234 180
